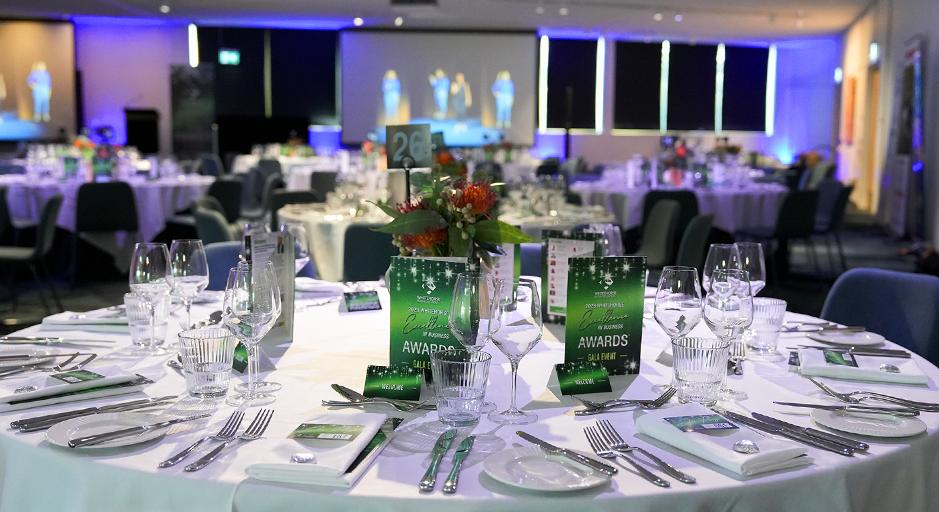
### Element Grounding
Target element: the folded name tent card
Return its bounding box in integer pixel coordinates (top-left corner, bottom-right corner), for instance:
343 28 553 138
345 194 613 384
564 256 646 375
541 230 603 323
363 364 422 401
343 291 382 312
555 361 612 395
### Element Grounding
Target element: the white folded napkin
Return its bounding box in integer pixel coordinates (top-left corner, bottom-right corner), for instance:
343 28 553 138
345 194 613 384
635 403 811 477
40 309 128 333
191 290 224 304
0 365 139 412
798 349 928 385
246 412 387 488
295 278 345 296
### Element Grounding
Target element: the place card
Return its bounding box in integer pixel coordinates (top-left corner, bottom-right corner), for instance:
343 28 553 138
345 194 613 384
555 361 612 395
289 423 365 441
344 291 382 312
823 349 858 367
665 413 739 432
541 230 603 323
50 369 105 384
91 157 113 181
388 256 469 375
363 364 422 400
564 256 646 375
247 231 295 344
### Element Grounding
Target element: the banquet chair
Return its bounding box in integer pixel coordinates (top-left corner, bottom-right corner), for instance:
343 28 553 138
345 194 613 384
0 163 26 175
630 199 680 269
310 171 339 197
474 162 503 184
207 178 243 222
520 243 541 276
0 195 63 313
609 193 630 230
737 190 819 282
73 182 138 283
197 153 225 177
565 192 583 206
0 187 13 245
822 268 939 366
674 215 714 271
257 159 283 177
194 206 236 245
813 182 854 275
342 225 398 282
270 190 321 232
242 172 285 221
204 241 242 291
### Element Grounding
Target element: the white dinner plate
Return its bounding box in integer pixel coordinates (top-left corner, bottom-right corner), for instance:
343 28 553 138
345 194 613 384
807 331 886 347
46 412 168 449
811 408 927 438
482 446 612 492
0 348 53 368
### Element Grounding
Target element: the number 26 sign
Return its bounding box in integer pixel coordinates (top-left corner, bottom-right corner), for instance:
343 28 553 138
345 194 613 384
385 124 432 169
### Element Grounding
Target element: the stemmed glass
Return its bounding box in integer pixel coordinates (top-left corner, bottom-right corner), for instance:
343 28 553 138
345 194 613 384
702 244 741 293
223 260 281 407
487 279 542 425
129 243 171 354
281 221 311 275
169 239 209 329
448 272 503 413
735 242 766 296
703 268 753 400
653 266 703 392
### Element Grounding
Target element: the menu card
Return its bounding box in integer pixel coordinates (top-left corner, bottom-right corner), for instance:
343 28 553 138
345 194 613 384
487 243 520 295
541 230 602 323
247 231 296 344
388 256 469 375
564 256 646 375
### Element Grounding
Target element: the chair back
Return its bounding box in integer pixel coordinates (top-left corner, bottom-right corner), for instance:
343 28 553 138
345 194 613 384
637 199 680 268
474 162 503 183
207 178 242 222
774 190 818 239
241 167 266 210
270 190 320 231
194 195 226 216
0 163 26 175
32 194 63 260
257 159 283 176
310 171 339 197
198 153 224 176
260 173 286 211
520 242 542 276
822 268 939 365
76 182 138 233
0 186 12 243
609 192 630 228
814 179 842 231
829 184 854 232
674 215 714 270
204 241 242 291
194 206 235 245
565 191 583 206
342 224 398 281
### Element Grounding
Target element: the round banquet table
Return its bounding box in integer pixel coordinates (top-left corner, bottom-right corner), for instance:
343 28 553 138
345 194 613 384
499 205 617 240
0 174 213 270
1 285 938 511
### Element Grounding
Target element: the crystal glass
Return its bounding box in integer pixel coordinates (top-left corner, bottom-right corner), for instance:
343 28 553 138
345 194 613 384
488 279 542 425
654 266 703 340
449 272 502 413
702 244 741 293
746 298 787 361
169 239 209 329
223 260 281 407
672 337 730 405
431 349 492 427
124 292 168 349
177 327 237 398
129 243 171 354
584 223 624 256
703 268 753 400
281 222 312 275
735 242 766 296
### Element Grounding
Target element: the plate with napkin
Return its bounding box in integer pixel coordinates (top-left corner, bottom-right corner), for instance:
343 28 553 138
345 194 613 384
797 348 928 385
295 278 345 296
0 366 148 413
635 403 811 477
246 412 388 488
40 308 128 334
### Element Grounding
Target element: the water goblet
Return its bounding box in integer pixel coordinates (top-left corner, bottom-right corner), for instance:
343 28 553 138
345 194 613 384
449 272 503 412
169 239 209 329
653 266 703 392
703 268 753 400
488 279 542 425
735 242 766 296
129 242 171 355
702 244 741 293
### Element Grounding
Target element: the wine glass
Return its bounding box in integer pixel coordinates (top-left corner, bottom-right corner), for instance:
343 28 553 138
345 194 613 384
169 239 209 329
223 260 281 407
281 222 311 275
233 259 284 395
129 243 171 354
703 268 753 400
734 242 766 296
449 272 503 413
702 244 741 293
487 278 542 425
653 266 702 393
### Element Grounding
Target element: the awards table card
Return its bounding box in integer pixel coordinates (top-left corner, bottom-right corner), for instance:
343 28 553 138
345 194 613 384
564 256 646 375
541 230 602 323
388 256 468 374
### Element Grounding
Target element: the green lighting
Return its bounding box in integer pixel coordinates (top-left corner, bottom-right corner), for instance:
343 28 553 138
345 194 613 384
218 48 240 66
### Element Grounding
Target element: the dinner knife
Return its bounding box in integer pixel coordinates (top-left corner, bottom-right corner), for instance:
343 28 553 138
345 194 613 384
12 395 178 431
750 412 869 452
793 346 911 358
516 431 618 476
67 413 211 448
419 429 457 492
713 407 854 457
442 435 475 494
0 337 114 347
772 402 920 417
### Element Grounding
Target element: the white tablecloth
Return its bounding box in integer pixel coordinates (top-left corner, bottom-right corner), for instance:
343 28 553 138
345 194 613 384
231 155 342 176
1 289 937 511
500 206 616 240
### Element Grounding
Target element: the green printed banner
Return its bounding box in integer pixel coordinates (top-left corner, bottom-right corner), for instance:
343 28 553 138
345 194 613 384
564 256 646 375
541 230 603 323
388 256 469 375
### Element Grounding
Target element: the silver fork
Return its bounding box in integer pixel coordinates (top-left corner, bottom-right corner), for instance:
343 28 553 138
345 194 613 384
808 377 939 411
0 353 97 378
729 341 746 376
184 409 274 472
574 387 676 416
574 386 676 409
158 410 245 468
595 419 696 484
583 426 670 488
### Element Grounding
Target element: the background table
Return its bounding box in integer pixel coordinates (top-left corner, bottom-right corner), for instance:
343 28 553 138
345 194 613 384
1 287 937 511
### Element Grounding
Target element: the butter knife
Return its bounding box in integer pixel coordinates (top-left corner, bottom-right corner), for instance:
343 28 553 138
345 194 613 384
442 435 475 494
773 401 919 417
750 412 869 452
516 431 618 476
68 414 210 448
419 429 457 492
713 407 854 457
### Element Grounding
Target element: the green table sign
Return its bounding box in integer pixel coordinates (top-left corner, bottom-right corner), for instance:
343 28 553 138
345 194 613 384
564 256 646 375
363 364 422 400
388 256 468 375
541 230 603 323
555 361 612 395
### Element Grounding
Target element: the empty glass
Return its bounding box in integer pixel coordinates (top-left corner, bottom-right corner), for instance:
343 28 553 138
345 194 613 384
448 272 503 352
584 223 624 256
124 292 168 349
703 268 753 400
672 337 730 405
177 327 237 398
654 266 703 340
735 242 766 296
746 298 787 361
431 349 492 427
281 221 311 275
702 244 741 293
488 279 542 425
169 239 209 329
129 243 171 354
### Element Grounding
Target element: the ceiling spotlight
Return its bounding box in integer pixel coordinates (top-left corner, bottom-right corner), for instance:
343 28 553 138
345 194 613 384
394 16 404 26
353 17 364 26
653 12 663 21
559 7 569 16
674 13 683 22
536 5 544 14
159 4 170 14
